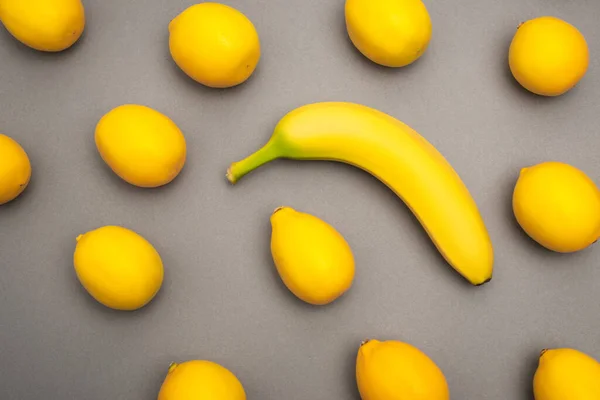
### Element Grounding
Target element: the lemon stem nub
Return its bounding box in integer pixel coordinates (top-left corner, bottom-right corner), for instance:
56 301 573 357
227 141 279 184
272 206 286 215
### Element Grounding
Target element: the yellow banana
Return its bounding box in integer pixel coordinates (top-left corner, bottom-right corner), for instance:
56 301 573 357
227 102 493 285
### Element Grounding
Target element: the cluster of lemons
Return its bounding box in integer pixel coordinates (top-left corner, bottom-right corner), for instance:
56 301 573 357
1 0 600 400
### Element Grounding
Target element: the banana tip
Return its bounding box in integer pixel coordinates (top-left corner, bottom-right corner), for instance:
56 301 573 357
474 276 492 286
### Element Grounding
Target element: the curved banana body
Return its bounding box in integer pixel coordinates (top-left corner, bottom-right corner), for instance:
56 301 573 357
227 102 493 285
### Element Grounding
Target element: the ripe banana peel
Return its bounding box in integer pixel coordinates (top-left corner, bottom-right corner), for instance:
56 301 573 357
227 102 494 285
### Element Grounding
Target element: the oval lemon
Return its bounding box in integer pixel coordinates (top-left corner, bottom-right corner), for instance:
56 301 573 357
73 226 164 311
509 16 589 96
158 360 246 400
169 3 261 88
270 207 355 305
0 0 85 52
534 348 600 400
356 339 449 400
513 162 600 253
95 104 187 188
0 134 31 205
345 0 432 67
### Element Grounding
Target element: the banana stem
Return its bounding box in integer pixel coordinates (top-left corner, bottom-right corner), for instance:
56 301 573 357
227 142 279 184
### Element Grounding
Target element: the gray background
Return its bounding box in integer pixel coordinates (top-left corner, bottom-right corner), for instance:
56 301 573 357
0 0 599 399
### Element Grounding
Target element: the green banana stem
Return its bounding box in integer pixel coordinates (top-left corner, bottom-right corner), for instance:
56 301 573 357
227 141 279 184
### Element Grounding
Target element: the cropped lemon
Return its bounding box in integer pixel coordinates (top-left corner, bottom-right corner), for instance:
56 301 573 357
0 134 31 205
509 17 589 96
158 360 246 400
513 162 600 253
73 226 164 311
95 104 186 188
169 3 261 88
534 348 600 400
356 339 449 400
0 0 85 52
345 0 432 67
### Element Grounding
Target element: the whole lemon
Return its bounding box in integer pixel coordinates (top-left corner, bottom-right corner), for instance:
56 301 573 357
0 0 85 52
534 348 600 400
356 339 449 400
73 226 164 311
95 104 187 188
0 134 31 205
513 162 600 253
270 207 355 305
158 360 246 400
345 0 432 67
509 17 589 96
169 3 261 88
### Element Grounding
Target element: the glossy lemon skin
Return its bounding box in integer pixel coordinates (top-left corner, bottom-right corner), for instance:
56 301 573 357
509 17 589 96
158 360 246 400
0 0 85 52
95 104 187 188
356 339 449 400
73 226 164 311
270 207 355 305
534 348 600 400
228 102 493 285
0 134 31 205
513 162 600 253
169 3 261 88
345 0 431 67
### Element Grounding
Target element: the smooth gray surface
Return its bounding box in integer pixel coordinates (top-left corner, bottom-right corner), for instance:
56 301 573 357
1 0 599 399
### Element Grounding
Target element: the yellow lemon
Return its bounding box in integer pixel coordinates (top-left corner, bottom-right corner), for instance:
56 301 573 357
513 162 600 253
345 0 432 67
270 207 355 305
95 104 187 188
0 0 85 52
509 17 589 96
534 348 600 400
73 226 164 311
169 3 261 88
0 134 31 205
356 339 449 400
158 360 246 400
